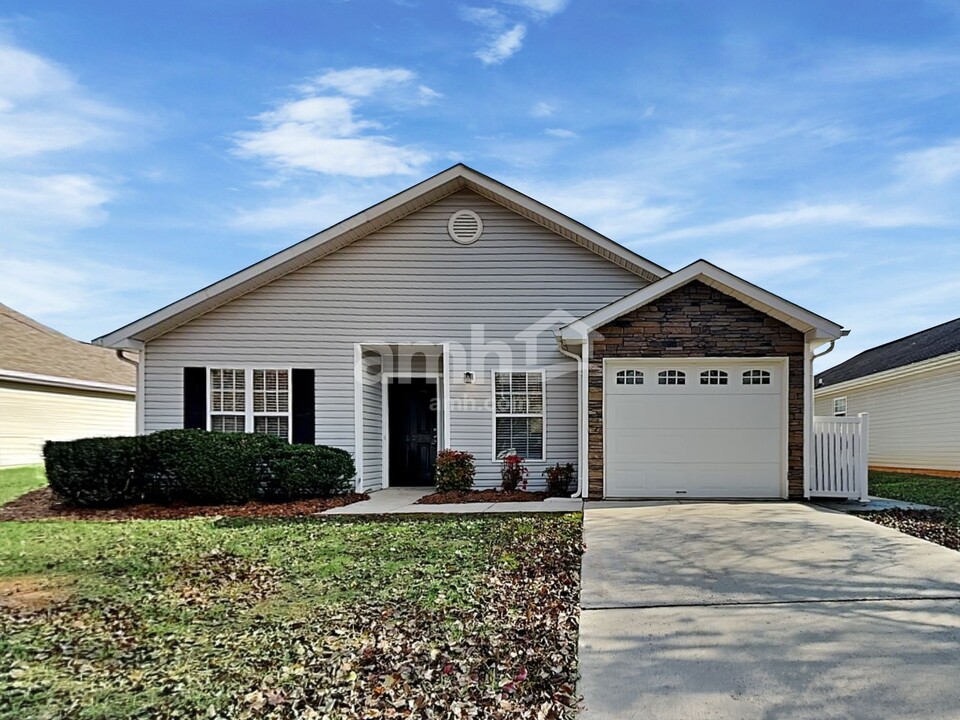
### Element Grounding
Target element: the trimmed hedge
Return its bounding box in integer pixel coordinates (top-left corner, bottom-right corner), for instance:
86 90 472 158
44 430 355 508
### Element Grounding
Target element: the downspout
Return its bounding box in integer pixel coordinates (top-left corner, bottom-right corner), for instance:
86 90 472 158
555 332 586 498
115 349 143 435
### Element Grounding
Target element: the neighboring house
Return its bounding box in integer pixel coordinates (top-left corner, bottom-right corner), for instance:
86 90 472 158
815 318 960 477
95 165 844 499
0 304 137 468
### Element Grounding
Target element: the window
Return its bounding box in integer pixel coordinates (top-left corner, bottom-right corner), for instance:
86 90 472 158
209 368 291 440
834 397 847 417
700 370 728 385
742 369 771 385
493 371 545 461
658 370 686 385
616 369 644 385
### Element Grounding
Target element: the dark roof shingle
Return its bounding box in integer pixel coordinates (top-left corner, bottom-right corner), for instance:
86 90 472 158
816 317 960 388
0 304 136 388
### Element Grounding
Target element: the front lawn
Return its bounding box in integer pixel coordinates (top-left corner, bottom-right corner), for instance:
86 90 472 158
0 465 46 506
870 470 960 523
0 513 583 719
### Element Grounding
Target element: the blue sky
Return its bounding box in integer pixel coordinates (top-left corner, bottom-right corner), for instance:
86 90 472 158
2 0 959 368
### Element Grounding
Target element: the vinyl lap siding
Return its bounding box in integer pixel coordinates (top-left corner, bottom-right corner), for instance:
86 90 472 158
362 352 383 491
815 362 960 472
143 189 647 487
0 382 135 467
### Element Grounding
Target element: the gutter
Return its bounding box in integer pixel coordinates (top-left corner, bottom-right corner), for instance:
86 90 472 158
555 332 586 499
0 368 135 395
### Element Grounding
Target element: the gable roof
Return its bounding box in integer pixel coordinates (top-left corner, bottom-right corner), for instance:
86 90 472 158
94 164 670 349
0 304 136 392
559 259 845 343
816 317 960 388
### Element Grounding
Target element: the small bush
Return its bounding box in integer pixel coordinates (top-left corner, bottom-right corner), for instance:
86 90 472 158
542 462 575 497
434 449 476 492
499 453 529 492
44 436 145 507
267 444 355 500
44 430 355 507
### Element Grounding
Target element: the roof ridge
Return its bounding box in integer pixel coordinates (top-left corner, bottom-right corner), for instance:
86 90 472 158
0 303 75 341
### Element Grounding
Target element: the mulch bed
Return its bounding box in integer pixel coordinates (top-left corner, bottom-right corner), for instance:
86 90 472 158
0 487 368 522
417 489 555 504
854 509 960 551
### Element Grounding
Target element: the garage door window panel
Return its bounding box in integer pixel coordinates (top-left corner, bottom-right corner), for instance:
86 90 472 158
616 369 644 385
700 370 729 385
493 371 545 461
743 369 771 385
658 370 686 385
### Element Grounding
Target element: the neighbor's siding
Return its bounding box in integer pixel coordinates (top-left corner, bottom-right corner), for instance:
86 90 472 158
815 360 960 473
0 381 135 467
142 189 647 488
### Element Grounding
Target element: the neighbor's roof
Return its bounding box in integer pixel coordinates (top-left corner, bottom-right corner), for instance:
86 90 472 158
0 304 136 391
94 164 670 349
559 259 845 343
816 317 960 388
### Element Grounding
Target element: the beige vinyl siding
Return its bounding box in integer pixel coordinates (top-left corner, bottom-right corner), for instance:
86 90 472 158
815 360 960 472
143 189 647 487
0 381 135 467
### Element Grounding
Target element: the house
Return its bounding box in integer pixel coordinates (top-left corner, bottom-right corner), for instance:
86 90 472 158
815 318 960 477
94 165 844 499
0 304 136 468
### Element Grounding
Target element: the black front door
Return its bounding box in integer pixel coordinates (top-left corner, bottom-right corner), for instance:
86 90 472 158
388 378 438 486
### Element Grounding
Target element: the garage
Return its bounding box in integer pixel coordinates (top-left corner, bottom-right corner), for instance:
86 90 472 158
604 358 788 498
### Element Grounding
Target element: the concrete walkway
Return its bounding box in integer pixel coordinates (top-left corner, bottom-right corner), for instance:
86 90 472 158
579 501 960 719
322 487 583 514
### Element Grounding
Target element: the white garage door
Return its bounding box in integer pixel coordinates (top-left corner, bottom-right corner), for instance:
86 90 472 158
604 359 786 498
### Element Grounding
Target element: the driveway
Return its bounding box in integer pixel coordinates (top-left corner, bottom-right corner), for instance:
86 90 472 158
579 501 960 719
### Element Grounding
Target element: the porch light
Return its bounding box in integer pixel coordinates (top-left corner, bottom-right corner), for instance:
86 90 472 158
463 371 475 384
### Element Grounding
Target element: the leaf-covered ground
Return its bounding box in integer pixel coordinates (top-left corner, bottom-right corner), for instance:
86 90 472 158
0 513 583 719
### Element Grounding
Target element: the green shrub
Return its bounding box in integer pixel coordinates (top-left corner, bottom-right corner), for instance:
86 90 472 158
434 449 476 492
44 430 354 507
266 444 355 500
44 436 145 507
542 462 575 497
143 430 284 505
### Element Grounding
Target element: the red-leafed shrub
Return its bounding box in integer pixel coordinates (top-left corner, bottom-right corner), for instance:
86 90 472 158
434 449 476 492
500 453 529 492
542 462 575 497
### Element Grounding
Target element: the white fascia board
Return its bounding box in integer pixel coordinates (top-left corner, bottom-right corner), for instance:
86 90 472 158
814 350 960 397
94 164 668 349
0 369 136 395
560 260 844 342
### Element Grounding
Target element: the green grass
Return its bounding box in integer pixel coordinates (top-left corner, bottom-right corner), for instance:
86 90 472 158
0 512 583 719
0 465 46 505
870 470 960 522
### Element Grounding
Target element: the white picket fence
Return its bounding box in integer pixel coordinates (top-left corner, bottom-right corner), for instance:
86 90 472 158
812 413 870 501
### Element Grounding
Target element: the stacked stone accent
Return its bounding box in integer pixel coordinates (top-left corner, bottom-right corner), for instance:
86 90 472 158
588 280 805 498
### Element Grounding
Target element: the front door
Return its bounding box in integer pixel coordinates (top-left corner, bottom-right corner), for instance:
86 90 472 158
388 378 438 486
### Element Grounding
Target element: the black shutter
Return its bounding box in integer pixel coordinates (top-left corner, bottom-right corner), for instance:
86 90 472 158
183 367 207 429
291 368 315 444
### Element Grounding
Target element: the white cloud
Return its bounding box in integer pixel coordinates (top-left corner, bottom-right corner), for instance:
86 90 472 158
233 70 433 178
0 173 112 228
230 184 391 236
705 251 837 282
531 101 556 117
503 0 569 17
477 23 527 65
0 43 126 158
895 139 960 185
545 127 577 138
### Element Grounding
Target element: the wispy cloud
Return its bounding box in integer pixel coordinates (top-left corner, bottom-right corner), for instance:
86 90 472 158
544 127 577 138
233 67 434 177
461 1 569 65
705 251 838 282
530 101 556 117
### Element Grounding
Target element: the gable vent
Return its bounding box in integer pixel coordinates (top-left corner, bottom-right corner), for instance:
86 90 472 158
448 209 483 245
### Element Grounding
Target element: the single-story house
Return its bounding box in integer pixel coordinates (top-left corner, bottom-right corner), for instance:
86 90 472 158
815 318 960 477
95 165 844 499
0 303 137 468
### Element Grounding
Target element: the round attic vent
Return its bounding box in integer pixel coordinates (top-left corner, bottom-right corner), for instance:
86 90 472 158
447 209 483 245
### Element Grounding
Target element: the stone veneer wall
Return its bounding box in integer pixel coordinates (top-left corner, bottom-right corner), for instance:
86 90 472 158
588 281 805 498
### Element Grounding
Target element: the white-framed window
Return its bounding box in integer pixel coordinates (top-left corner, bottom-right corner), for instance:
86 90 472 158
743 369 771 385
700 369 728 385
209 368 291 440
658 369 686 385
493 370 545 461
616 369 644 385
834 396 847 417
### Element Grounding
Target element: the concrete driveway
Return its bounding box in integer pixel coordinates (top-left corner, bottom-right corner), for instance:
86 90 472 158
579 502 960 719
